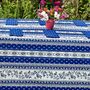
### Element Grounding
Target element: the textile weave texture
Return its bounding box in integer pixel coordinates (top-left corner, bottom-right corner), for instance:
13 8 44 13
0 19 90 90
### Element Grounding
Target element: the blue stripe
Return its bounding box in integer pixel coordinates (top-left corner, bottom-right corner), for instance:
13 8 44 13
0 56 90 64
0 44 90 52
0 31 84 35
0 86 89 90
0 80 90 87
0 31 44 35
0 21 90 26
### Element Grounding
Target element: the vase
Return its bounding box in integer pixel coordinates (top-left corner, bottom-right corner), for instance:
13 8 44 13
46 19 55 30
39 19 46 26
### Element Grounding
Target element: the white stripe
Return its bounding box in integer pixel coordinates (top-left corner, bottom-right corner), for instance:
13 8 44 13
0 29 9 31
23 30 42 32
0 23 89 31
0 20 5 22
0 50 90 58
1 62 90 68
55 21 73 24
0 24 44 29
0 68 90 82
18 20 38 23
0 19 90 24
56 31 83 34
55 25 89 30
0 33 89 42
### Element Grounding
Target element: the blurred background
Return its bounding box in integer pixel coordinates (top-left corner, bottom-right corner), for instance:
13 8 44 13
0 0 90 20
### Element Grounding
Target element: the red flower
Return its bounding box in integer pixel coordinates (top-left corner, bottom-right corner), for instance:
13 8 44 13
40 0 46 6
54 6 59 12
54 1 61 6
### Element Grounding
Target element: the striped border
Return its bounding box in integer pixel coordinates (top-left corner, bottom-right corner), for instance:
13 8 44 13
0 63 90 87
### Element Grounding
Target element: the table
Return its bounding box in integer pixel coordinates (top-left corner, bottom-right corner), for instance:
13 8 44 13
0 19 90 90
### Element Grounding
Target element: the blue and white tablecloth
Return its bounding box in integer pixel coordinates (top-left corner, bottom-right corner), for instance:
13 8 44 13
0 19 90 90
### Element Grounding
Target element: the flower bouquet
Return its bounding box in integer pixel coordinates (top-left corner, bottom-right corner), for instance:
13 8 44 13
37 0 69 30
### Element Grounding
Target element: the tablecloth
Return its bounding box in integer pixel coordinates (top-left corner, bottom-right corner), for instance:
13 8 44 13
0 19 90 90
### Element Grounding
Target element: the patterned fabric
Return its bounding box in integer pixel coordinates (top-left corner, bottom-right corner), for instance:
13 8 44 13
0 19 90 90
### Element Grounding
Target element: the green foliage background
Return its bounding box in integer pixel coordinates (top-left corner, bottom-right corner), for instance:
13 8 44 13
64 0 90 20
0 0 90 20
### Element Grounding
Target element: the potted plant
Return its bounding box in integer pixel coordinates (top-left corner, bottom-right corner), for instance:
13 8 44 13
37 0 69 29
